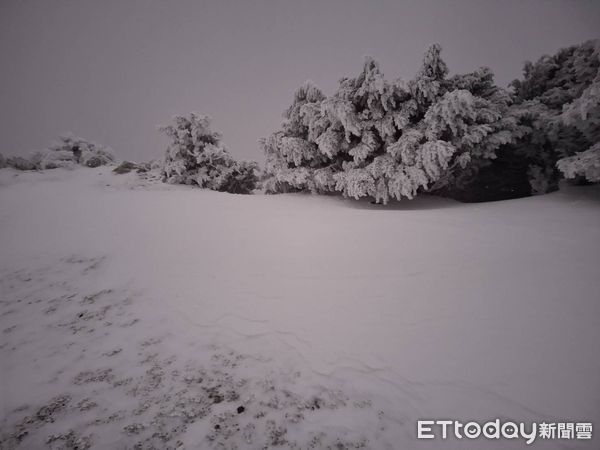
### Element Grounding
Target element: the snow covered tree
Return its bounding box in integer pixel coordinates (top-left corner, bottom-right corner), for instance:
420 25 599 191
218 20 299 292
512 41 599 110
424 67 528 200
263 41 600 203
320 56 411 202
410 43 449 112
161 113 258 194
554 68 600 184
510 40 600 192
0 153 6 169
261 81 331 194
262 44 522 203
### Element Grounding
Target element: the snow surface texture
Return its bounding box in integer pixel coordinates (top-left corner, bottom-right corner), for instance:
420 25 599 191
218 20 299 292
0 167 599 449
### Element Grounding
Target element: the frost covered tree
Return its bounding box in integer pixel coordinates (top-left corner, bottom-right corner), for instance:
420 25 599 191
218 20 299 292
161 113 258 194
555 66 600 184
263 41 599 202
263 44 522 203
410 43 449 112
510 40 600 192
261 81 330 194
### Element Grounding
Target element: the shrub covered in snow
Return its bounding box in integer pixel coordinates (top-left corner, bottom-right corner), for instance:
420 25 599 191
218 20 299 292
161 113 258 194
262 45 523 203
6 156 37 171
38 134 115 169
30 148 76 170
3 134 115 171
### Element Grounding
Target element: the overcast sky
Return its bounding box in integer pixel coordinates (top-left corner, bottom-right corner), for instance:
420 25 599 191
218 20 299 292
1 0 599 163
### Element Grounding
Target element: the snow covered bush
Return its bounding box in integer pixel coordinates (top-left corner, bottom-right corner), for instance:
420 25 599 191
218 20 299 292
0 153 6 169
161 113 258 194
29 148 76 170
25 134 115 170
6 156 37 171
262 45 522 203
1 135 115 172
509 40 600 192
41 134 115 169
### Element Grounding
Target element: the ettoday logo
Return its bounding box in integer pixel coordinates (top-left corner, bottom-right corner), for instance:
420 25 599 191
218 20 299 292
417 419 593 445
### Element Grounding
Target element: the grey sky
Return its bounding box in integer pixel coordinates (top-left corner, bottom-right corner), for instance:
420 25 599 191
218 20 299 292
1 0 599 163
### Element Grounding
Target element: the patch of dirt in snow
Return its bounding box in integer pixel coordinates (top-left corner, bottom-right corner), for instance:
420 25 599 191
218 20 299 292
0 256 389 449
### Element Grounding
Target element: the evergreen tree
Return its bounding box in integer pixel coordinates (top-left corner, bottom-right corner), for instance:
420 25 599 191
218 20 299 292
510 40 600 193
262 44 522 203
262 82 330 194
161 113 258 194
410 43 449 113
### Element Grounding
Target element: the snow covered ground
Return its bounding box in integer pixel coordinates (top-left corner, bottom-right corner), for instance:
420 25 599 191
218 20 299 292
1 166 599 449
